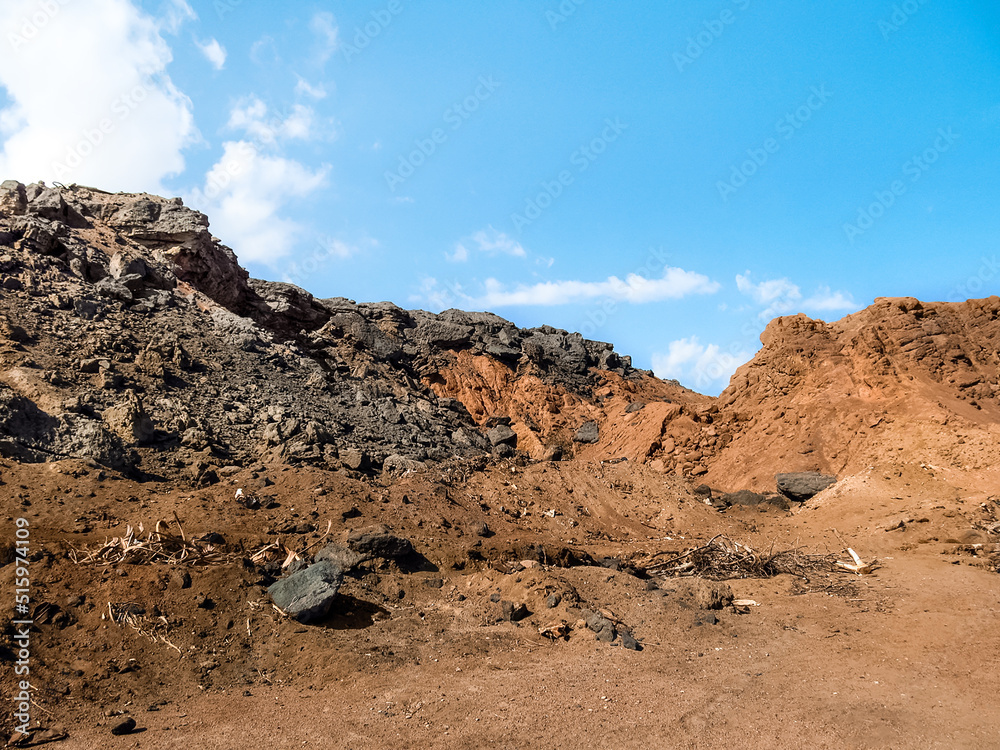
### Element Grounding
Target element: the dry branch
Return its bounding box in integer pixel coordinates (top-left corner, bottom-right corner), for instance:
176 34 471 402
67 520 308 570
644 535 853 582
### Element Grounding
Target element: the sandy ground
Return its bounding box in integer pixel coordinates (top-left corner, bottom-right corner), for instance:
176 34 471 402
2 457 999 749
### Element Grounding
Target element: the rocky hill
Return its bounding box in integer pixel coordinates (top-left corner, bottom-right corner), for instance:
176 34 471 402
1 180 997 495
0 181 694 482
705 298 1000 490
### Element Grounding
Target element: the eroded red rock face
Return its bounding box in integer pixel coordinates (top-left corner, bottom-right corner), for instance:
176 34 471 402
705 297 1000 490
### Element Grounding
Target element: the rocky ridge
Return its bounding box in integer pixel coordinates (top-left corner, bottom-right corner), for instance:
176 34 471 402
1 180 997 494
0 181 668 480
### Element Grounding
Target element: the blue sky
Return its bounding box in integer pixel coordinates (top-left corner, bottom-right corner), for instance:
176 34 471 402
1 0 997 394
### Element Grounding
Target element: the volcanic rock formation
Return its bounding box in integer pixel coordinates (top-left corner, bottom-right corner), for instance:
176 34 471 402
1 180 998 495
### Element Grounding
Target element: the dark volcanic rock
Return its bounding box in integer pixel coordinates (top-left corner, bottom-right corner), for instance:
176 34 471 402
776 472 837 501
487 424 517 448
719 490 789 511
313 543 365 570
110 717 137 736
347 526 415 561
0 181 651 477
267 561 345 623
620 628 641 651
501 601 529 622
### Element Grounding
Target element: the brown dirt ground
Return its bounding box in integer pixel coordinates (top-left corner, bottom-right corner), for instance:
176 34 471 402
1 454 999 749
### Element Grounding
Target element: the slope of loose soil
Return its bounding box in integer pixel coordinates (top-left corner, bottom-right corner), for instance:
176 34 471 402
2 451 998 749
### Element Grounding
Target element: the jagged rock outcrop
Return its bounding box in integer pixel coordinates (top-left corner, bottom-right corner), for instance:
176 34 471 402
704 297 1000 490
0 182 655 475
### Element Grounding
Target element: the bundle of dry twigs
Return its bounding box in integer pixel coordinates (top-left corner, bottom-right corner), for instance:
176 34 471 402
67 515 230 567
645 534 846 581
68 515 334 571
107 602 182 654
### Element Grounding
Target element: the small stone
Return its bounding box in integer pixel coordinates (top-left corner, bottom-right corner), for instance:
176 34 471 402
493 443 515 458
314 543 364 570
340 449 368 471
487 424 517 448
170 570 192 589
595 623 617 642
545 593 562 609
573 421 600 444
347 526 414 561
267 561 345 624
500 601 529 622
775 472 837 501
620 628 641 651
541 444 563 462
111 717 137 736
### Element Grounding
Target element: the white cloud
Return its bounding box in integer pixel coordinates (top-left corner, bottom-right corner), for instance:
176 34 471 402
411 277 463 311
161 0 196 33
475 267 720 307
736 272 857 320
187 90 333 266
652 337 753 393
803 286 856 311
448 227 526 263
0 0 197 193
310 12 339 63
227 97 316 143
295 77 327 100
186 140 328 265
319 237 365 260
196 38 227 70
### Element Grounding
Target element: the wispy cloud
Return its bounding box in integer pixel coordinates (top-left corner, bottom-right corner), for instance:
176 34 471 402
161 0 196 33
310 12 340 63
227 97 317 143
652 337 753 393
250 36 280 65
802 286 857 311
416 267 720 310
412 277 459 311
476 267 720 307
196 38 227 70
736 272 857 320
295 77 328 100
448 226 526 263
